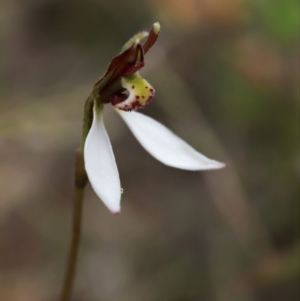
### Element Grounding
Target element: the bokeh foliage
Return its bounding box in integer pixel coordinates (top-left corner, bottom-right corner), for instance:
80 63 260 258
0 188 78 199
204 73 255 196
0 0 299 300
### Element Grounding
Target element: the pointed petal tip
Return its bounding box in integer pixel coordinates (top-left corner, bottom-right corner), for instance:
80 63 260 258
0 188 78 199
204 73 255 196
111 210 121 216
221 162 228 169
206 161 227 170
106 201 121 215
216 161 227 168
103 197 121 216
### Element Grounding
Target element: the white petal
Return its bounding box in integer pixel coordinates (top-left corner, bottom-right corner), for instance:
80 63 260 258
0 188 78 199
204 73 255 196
84 104 121 213
118 110 226 170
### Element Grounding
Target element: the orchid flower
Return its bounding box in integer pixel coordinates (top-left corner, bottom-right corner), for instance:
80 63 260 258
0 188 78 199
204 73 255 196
82 23 226 214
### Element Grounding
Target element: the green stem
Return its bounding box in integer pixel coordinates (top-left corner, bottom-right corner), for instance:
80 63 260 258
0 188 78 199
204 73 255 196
60 146 88 301
81 94 95 150
60 82 107 300
60 186 84 301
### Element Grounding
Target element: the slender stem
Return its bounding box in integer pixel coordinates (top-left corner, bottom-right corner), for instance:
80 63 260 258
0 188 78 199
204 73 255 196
60 150 88 301
60 187 84 301
59 60 110 300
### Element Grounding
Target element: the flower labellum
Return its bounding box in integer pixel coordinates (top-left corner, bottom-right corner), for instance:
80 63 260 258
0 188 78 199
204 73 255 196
111 73 155 111
83 22 226 214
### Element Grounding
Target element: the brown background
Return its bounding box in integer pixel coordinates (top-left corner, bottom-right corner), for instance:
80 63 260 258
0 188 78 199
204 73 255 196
0 0 299 300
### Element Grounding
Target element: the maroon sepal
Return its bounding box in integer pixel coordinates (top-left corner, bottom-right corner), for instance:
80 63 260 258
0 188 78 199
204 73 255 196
94 44 144 92
143 26 160 54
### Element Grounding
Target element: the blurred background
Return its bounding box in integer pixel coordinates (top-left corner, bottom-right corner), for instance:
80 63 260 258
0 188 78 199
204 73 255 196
0 0 299 300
